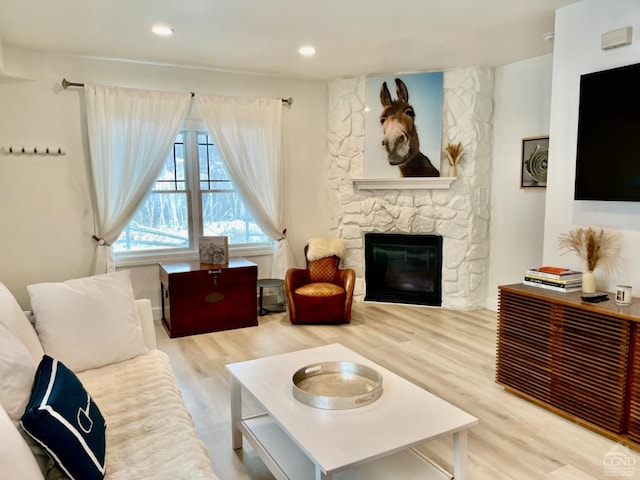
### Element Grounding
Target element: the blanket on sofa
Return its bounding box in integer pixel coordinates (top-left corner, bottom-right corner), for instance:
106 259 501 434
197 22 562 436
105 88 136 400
77 350 217 480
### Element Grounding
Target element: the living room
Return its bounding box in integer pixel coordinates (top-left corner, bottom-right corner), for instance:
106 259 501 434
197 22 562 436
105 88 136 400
2 0 639 312
2 0 640 478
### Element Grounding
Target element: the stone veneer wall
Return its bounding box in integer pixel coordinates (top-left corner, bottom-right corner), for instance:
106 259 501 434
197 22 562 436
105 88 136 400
327 68 494 309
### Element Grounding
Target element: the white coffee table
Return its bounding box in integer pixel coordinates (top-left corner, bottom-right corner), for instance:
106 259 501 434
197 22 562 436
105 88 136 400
226 343 478 480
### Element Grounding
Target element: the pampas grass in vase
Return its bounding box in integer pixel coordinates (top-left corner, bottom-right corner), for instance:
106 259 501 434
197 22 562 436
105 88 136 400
444 142 464 177
558 227 623 293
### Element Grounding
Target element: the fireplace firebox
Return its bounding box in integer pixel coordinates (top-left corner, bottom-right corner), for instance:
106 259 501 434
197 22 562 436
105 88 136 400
364 233 442 306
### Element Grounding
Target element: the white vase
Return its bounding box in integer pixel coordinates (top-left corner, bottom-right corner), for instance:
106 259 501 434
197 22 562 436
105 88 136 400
582 270 596 293
449 164 457 177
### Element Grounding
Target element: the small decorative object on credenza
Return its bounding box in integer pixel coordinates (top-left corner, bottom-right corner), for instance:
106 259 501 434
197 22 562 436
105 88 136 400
444 142 464 177
616 285 633 306
199 236 228 265
557 227 623 293
524 266 583 293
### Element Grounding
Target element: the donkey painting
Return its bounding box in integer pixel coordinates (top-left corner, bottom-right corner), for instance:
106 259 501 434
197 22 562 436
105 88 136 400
379 78 439 177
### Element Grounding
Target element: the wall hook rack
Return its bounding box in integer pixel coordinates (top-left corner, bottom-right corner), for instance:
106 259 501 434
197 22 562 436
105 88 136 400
3 146 66 156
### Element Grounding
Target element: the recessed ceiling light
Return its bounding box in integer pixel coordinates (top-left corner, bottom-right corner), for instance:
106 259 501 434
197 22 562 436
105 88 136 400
152 25 174 36
298 46 317 57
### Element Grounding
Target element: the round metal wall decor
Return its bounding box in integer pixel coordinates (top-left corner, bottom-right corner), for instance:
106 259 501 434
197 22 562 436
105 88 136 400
525 143 548 184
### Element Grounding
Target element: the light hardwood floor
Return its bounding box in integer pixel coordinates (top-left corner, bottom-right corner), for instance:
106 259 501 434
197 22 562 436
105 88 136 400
156 301 640 480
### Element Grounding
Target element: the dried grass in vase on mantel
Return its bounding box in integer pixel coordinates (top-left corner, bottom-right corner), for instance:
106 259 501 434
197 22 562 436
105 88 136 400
444 142 464 177
558 227 622 293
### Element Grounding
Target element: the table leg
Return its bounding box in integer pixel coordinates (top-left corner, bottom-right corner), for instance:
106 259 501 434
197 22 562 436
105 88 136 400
259 286 265 316
315 466 331 480
231 378 243 449
452 430 469 480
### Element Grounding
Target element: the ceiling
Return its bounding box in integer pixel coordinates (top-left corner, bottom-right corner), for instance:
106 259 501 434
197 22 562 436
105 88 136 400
0 0 580 80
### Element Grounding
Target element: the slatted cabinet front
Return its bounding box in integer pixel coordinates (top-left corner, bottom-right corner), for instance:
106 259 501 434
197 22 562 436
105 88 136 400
497 284 636 446
497 292 553 402
550 305 629 432
628 331 640 442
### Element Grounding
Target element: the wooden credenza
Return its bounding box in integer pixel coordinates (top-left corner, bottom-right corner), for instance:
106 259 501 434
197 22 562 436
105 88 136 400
497 283 640 447
160 259 258 338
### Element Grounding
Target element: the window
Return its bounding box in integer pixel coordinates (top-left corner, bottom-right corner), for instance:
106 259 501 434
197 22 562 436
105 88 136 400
114 131 270 259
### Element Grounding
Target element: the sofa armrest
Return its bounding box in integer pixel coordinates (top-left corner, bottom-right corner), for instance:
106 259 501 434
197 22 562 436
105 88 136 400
135 299 157 350
337 269 356 321
336 269 355 292
284 268 310 323
285 268 310 291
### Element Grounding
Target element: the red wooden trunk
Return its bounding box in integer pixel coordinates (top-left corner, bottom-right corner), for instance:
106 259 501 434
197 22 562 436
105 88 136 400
160 259 258 338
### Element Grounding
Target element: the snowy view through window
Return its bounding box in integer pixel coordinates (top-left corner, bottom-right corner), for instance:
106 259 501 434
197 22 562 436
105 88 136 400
114 132 269 253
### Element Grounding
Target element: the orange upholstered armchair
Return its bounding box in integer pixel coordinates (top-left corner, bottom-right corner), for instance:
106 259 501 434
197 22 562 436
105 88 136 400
284 238 355 324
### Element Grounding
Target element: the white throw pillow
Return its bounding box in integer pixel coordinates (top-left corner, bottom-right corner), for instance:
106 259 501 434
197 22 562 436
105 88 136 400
0 403 44 480
28 270 147 372
0 321 37 424
0 281 44 362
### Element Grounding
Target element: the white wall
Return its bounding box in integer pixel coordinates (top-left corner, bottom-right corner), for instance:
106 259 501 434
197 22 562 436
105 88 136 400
487 54 553 310
0 46 329 309
543 0 640 293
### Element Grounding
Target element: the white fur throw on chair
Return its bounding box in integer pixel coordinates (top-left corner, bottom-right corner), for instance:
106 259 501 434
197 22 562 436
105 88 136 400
306 237 347 261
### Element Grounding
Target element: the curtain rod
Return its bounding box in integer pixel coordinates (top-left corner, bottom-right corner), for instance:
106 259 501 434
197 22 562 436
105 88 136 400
61 78 293 106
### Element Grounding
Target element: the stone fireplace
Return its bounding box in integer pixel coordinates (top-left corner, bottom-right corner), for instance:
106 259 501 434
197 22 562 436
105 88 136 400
327 68 494 309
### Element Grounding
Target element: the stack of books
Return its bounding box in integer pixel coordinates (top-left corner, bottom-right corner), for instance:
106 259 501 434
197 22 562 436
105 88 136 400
524 267 583 293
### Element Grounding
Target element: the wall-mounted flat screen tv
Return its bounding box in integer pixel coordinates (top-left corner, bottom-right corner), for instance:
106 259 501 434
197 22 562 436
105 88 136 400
574 62 640 202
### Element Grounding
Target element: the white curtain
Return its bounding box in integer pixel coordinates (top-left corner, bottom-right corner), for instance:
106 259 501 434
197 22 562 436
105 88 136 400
85 84 192 274
195 95 293 278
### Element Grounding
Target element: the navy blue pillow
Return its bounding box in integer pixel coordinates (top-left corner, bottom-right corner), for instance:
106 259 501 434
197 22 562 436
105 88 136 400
20 355 106 480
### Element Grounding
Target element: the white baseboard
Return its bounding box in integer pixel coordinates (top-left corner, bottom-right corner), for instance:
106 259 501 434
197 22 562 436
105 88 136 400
485 296 498 312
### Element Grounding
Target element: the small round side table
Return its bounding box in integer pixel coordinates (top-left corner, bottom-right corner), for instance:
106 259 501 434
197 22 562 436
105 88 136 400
257 278 286 316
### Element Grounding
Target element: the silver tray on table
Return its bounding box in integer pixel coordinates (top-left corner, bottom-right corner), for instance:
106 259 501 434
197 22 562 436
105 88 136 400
292 361 383 410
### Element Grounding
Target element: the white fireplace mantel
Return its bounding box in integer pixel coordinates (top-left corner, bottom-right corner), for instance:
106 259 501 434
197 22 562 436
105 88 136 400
352 177 456 191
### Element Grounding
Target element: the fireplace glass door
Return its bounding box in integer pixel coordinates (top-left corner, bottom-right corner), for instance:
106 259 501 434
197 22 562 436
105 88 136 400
364 233 442 306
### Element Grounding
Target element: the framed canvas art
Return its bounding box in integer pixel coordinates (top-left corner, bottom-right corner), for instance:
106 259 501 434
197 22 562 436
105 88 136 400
364 72 444 178
521 136 549 188
199 236 229 265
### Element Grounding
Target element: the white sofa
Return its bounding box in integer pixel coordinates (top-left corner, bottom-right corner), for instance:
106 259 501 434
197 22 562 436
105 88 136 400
0 272 219 480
